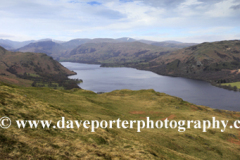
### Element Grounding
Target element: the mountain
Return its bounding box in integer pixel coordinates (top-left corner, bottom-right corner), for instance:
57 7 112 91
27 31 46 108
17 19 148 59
138 39 157 44
0 39 35 50
87 38 135 43
17 39 92 60
115 37 136 42
16 40 67 59
137 40 197 49
162 40 183 44
61 38 91 50
0 46 79 89
17 39 179 66
86 38 116 43
36 38 65 43
0 43 13 50
145 40 240 83
15 38 197 63
151 41 198 49
63 41 176 66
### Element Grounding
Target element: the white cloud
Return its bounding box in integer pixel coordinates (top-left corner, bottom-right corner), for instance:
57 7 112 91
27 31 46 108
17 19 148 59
181 0 203 6
0 0 239 42
188 27 234 34
205 0 239 17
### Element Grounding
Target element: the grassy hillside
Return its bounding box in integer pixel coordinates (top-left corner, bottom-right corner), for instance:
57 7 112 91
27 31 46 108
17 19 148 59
143 40 240 83
221 82 240 89
0 46 79 89
0 82 240 159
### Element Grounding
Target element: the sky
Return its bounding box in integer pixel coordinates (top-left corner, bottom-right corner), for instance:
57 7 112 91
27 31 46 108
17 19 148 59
0 0 240 43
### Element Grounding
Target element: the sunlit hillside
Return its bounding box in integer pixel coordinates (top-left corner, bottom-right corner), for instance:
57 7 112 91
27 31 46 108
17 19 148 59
0 83 240 159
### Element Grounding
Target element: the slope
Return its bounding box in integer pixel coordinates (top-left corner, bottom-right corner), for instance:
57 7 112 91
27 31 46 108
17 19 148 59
146 40 240 82
0 83 240 159
0 46 79 89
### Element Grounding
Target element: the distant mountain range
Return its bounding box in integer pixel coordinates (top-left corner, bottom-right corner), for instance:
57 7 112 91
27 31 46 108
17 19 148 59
8 37 196 64
0 39 35 50
64 41 177 65
0 37 196 51
2 37 240 84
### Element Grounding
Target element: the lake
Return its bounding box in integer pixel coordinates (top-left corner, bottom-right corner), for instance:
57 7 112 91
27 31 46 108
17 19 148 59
62 62 240 111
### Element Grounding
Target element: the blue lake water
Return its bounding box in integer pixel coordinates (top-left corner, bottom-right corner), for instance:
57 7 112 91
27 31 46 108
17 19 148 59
62 62 240 111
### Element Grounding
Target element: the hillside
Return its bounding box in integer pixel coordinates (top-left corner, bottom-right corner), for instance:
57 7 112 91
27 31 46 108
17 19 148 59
0 46 79 89
64 41 176 66
151 41 198 49
142 40 240 83
1 82 240 159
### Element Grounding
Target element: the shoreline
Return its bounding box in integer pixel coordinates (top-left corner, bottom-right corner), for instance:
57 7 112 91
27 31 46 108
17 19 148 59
62 60 240 92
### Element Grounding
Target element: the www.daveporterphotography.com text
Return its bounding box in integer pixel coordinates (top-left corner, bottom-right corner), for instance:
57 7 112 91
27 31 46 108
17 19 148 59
2 117 237 133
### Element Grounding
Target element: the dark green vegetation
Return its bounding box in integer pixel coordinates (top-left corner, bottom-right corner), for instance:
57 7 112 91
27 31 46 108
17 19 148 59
0 46 79 89
0 82 240 159
220 82 240 91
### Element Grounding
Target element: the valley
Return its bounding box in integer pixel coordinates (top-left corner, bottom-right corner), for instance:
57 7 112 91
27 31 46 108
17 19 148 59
1 0 240 159
1 38 240 159
4 38 240 89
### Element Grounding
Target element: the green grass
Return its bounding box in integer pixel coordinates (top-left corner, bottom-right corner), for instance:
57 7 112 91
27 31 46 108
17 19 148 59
0 83 240 159
34 82 65 90
222 82 240 89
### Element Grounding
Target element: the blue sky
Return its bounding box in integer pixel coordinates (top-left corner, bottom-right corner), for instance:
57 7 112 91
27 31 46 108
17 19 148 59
0 0 239 43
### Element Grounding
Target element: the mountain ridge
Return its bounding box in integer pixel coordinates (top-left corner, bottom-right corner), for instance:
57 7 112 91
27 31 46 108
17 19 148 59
65 41 176 65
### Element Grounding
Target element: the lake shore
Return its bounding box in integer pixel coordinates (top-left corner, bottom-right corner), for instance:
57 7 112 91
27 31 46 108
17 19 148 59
62 62 240 111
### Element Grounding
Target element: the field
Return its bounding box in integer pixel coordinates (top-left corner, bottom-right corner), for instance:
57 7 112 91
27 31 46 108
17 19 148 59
222 82 240 89
1 82 240 159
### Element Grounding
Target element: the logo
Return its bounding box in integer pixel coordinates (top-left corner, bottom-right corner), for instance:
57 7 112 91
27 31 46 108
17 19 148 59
0 117 11 129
